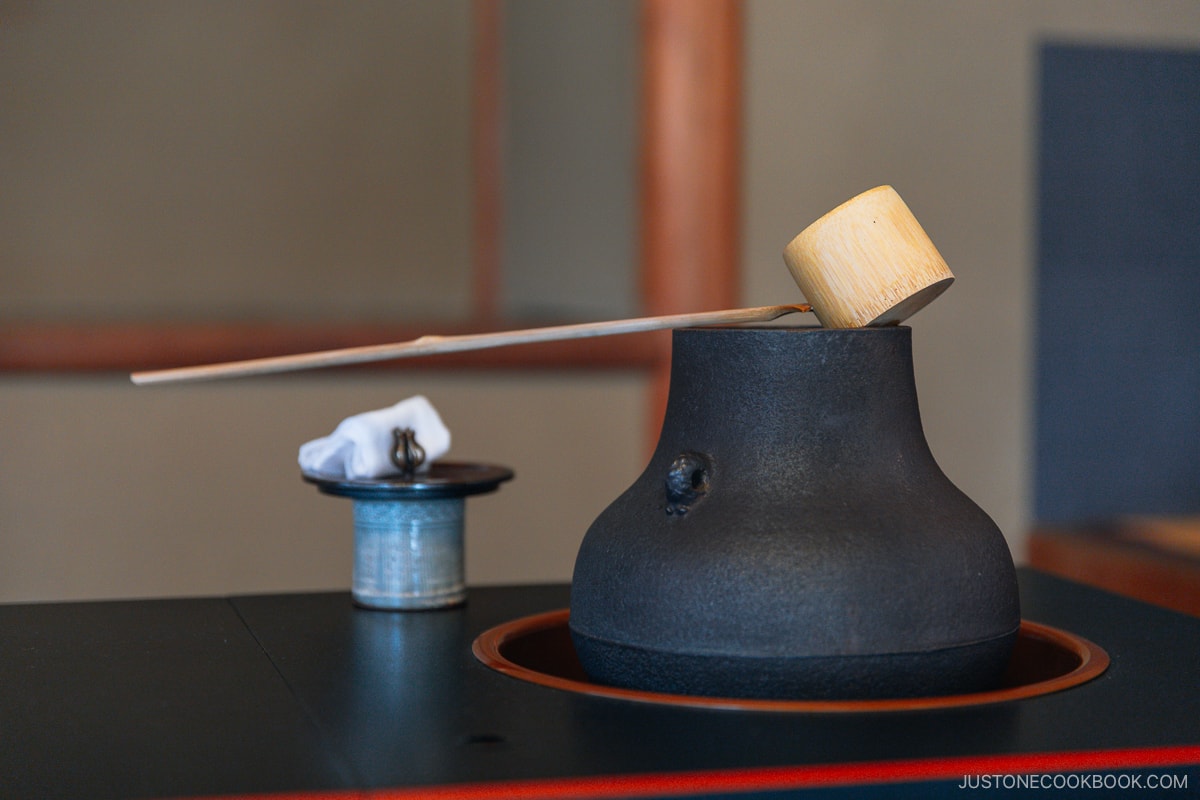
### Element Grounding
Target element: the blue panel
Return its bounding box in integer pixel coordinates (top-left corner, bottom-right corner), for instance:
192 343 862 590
1036 44 1200 522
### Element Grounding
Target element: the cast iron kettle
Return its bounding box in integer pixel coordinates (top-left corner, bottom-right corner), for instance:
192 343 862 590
570 326 1020 700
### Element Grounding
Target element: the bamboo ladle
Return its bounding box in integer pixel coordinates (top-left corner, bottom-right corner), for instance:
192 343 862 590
131 186 951 386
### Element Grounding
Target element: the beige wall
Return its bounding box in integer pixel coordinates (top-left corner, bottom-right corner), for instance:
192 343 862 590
4 2 1200 602
742 0 1200 563
0 372 646 602
1 1 477 323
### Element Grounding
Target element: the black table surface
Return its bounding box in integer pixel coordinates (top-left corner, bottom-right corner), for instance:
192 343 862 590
2 569 1198 799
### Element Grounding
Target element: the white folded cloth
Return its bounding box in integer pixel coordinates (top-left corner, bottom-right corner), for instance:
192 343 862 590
298 395 451 479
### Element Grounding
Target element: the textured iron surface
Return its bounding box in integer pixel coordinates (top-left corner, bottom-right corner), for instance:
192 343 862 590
570 326 1020 699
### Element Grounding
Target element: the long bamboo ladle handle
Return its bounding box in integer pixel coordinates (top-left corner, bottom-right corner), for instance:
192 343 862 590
132 185 952 386
130 304 812 385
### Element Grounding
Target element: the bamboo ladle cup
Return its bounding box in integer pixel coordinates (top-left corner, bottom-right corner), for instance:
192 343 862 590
783 185 953 328
131 186 951 385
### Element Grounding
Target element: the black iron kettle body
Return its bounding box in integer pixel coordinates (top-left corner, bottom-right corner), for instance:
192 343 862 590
569 326 1019 699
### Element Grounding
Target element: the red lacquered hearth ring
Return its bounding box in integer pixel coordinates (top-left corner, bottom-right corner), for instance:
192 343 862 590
472 610 1109 713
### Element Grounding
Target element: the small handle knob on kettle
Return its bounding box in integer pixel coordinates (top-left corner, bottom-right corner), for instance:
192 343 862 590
665 452 711 515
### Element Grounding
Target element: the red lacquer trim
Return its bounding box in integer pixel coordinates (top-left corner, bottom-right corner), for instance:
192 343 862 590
198 745 1200 800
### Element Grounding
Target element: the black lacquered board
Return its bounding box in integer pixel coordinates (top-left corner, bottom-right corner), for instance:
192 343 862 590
1 570 1198 799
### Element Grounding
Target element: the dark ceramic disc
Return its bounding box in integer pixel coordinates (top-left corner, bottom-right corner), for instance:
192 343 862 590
302 462 513 500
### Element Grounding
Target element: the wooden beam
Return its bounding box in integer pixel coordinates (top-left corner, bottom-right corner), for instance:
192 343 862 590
638 0 743 435
0 321 662 374
471 0 505 326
